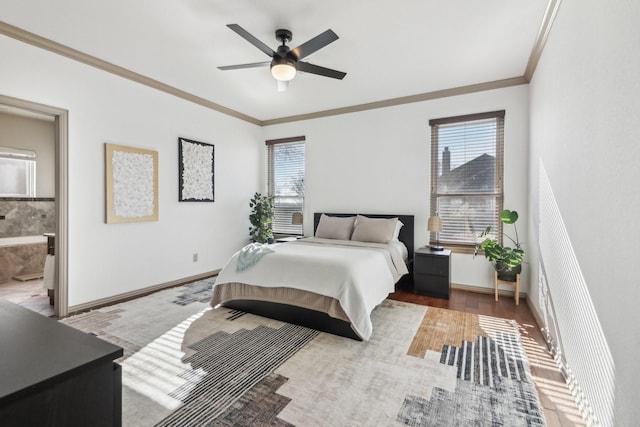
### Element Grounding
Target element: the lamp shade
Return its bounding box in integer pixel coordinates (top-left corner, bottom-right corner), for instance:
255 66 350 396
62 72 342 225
427 216 442 232
291 211 303 225
271 59 297 81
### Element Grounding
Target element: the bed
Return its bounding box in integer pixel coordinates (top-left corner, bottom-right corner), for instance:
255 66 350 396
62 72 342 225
210 213 414 340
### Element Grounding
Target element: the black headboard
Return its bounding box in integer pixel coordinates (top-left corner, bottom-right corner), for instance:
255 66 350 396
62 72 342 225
313 213 415 258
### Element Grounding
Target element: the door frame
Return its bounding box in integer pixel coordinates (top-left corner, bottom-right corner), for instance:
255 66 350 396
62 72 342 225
0 94 69 317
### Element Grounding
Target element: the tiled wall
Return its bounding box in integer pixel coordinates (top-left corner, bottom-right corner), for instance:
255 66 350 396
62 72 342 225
0 199 55 238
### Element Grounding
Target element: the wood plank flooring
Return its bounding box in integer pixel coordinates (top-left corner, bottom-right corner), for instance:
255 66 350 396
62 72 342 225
389 283 586 426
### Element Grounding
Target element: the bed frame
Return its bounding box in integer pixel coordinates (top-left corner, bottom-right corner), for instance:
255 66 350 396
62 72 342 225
221 213 414 340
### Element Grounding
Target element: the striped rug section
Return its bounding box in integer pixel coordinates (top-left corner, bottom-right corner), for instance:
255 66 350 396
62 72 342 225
440 331 528 388
401 327 545 426
155 323 319 426
172 278 215 306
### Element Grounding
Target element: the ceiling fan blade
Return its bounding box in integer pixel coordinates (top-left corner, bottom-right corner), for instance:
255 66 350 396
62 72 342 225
218 61 270 71
277 80 289 92
297 62 347 80
290 29 339 60
226 24 277 58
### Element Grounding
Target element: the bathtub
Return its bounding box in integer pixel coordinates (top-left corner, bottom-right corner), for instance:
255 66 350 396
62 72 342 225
0 235 47 248
0 235 48 282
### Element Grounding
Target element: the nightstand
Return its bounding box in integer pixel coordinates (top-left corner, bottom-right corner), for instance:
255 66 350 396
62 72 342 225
413 248 451 299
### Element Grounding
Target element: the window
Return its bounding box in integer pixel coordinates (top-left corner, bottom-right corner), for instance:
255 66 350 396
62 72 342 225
266 136 305 235
0 147 36 197
429 110 504 248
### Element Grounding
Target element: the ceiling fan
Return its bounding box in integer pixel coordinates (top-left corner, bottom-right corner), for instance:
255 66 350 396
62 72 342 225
218 24 347 91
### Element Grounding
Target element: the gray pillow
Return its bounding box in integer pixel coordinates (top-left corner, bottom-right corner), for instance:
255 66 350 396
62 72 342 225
315 214 356 240
351 215 398 244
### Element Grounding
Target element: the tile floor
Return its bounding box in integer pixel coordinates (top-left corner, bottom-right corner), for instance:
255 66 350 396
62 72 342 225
0 277 55 317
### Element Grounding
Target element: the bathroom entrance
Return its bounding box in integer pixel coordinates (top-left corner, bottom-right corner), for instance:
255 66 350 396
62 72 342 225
0 95 68 317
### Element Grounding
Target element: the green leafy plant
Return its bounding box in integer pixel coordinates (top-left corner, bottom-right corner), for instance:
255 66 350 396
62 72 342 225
249 192 274 243
474 209 525 273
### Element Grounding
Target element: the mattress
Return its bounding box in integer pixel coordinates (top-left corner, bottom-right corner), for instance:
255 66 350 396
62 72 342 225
211 237 409 340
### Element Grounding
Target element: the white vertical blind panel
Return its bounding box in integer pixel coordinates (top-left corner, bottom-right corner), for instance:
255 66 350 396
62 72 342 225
539 161 614 427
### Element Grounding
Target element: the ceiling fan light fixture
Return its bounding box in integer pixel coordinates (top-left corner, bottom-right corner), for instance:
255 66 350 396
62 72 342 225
220 25 346 87
271 58 297 81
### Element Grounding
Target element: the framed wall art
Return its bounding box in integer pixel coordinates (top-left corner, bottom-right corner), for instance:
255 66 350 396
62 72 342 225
178 137 214 202
105 143 159 223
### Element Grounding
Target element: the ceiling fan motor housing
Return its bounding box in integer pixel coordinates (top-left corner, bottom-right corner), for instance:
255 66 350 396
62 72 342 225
275 29 293 44
276 44 292 58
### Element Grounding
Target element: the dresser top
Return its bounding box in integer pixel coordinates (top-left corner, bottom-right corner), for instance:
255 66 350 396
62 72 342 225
0 300 122 403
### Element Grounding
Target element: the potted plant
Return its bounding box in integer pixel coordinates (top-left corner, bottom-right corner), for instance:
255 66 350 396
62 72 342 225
474 209 524 281
249 192 274 243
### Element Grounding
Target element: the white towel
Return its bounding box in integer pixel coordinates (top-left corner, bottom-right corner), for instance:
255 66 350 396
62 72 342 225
43 255 55 289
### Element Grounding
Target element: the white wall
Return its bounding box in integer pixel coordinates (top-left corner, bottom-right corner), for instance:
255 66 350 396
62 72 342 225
528 0 640 424
263 85 530 292
0 36 262 306
0 112 55 197
1 27 529 311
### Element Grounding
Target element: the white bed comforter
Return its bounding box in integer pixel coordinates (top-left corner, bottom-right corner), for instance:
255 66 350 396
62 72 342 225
213 237 409 340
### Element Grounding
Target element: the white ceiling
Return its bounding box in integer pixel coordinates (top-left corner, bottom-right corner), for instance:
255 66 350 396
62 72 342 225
1 0 550 122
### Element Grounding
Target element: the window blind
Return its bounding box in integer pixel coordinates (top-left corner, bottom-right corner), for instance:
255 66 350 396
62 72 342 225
266 136 305 235
429 111 504 247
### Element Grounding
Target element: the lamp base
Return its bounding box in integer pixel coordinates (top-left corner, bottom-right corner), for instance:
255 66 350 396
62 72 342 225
430 246 444 251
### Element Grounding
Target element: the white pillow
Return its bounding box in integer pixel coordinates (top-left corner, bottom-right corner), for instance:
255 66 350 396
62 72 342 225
315 214 356 240
392 220 404 241
351 215 398 244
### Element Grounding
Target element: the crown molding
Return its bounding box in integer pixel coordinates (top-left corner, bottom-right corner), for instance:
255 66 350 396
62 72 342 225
1 0 560 127
524 0 563 82
261 76 528 126
0 20 261 126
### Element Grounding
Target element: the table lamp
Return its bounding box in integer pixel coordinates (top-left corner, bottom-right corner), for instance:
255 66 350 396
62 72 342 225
291 211 303 225
427 215 444 251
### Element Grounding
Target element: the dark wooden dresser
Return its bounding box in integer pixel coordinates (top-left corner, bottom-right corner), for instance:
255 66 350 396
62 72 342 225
0 300 123 426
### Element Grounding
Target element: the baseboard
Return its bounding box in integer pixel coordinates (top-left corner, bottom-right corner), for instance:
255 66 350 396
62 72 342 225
526 297 546 333
451 282 528 299
66 275 535 319
66 270 220 317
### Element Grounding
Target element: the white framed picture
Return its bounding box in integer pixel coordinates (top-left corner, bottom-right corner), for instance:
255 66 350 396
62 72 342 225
105 143 158 223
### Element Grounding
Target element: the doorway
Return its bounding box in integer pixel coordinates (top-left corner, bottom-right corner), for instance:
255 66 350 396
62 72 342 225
0 94 68 317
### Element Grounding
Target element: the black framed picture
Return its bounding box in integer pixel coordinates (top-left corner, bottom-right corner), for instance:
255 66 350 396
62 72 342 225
178 137 214 202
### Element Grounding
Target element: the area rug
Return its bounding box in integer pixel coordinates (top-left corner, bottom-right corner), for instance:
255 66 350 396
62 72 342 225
62 278 546 426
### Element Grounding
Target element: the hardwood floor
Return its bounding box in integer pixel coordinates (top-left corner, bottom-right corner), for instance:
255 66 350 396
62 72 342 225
389 283 586 427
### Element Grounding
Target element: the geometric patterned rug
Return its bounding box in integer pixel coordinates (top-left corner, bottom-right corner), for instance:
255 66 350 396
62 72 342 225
61 278 546 426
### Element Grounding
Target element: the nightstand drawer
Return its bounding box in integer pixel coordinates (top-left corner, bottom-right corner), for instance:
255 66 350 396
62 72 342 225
414 256 448 275
414 273 449 298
